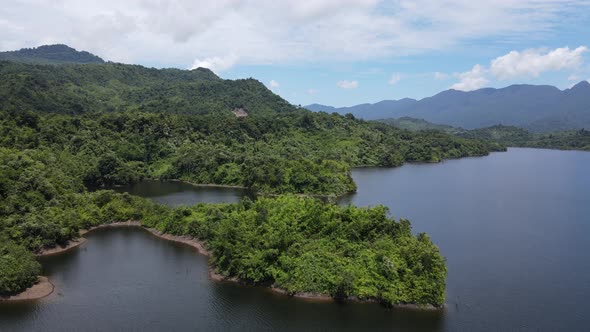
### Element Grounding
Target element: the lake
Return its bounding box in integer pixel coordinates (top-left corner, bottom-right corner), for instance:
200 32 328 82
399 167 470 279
106 180 254 206
1 148 589 331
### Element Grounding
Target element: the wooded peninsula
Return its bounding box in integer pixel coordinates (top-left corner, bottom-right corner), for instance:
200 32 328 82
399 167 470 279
0 59 504 307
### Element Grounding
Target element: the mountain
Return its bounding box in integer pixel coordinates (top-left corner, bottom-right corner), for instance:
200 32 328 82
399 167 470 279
0 44 105 64
306 82 590 132
307 98 417 119
0 60 293 115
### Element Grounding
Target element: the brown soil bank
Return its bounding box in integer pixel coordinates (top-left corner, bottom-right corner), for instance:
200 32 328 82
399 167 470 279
0 277 54 302
31 221 442 310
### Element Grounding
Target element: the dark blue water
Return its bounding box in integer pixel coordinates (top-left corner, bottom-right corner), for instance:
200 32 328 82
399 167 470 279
1 148 589 331
0 228 443 332
341 148 590 331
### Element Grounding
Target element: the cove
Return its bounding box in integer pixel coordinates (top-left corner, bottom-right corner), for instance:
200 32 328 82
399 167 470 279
0 227 443 331
1 147 589 331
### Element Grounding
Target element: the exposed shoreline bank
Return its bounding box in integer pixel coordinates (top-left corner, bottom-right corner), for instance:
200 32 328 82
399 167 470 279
0 276 54 302
37 238 87 256
138 178 352 200
169 180 249 190
27 221 441 310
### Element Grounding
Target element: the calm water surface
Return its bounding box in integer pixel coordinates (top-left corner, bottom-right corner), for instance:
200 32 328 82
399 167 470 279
109 180 254 206
1 148 589 331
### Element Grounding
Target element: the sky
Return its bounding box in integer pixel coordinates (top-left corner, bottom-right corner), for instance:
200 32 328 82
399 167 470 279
2 0 590 107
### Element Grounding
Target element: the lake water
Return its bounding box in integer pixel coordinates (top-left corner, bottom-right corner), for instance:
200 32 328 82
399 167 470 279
1 148 589 331
108 180 254 206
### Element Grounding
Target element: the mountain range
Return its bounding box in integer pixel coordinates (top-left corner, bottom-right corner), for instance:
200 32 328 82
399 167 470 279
2 44 588 133
306 82 590 132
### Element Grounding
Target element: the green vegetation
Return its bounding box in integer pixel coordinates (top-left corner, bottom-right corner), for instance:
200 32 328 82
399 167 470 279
0 240 41 296
0 59 503 305
0 44 104 65
0 146 445 305
458 125 590 151
0 60 503 195
145 196 446 306
379 118 590 151
378 117 463 134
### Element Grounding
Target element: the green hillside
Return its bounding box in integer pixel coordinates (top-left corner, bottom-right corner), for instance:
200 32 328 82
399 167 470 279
0 44 105 65
0 58 506 305
458 125 590 151
378 117 463 134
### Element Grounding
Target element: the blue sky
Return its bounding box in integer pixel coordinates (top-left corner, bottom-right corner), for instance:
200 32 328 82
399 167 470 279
2 0 590 107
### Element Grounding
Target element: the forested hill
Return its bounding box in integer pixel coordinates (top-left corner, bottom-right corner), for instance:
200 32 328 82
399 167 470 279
0 59 503 196
378 118 590 151
0 61 287 115
457 125 590 151
0 55 498 305
0 44 105 64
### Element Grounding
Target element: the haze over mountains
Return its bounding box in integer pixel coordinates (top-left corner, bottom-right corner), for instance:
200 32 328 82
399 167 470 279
306 82 590 132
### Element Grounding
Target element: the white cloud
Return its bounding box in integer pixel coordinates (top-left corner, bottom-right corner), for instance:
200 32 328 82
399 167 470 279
190 55 237 73
451 64 489 91
269 80 280 88
388 73 402 85
491 46 588 80
434 72 449 80
337 80 359 89
449 46 589 90
1 1 588 69
308 89 318 95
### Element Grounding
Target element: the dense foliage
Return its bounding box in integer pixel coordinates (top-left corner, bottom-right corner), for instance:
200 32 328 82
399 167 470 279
0 44 104 65
378 117 463 134
0 147 445 305
144 196 446 306
0 240 42 296
0 59 499 304
379 118 590 151
0 106 501 196
458 125 590 151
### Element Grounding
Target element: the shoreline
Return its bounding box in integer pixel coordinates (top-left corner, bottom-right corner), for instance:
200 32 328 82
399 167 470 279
144 178 353 200
28 221 442 310
37 238 87 256
169 180 249 190
0 276 54 302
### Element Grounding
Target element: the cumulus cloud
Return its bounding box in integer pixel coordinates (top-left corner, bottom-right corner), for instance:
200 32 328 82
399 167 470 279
388 73 402 85
269 80 280 88
449 46 588 90
491 46 588 80
1 1 588 69
337 80 359 89
451 65 489 91
190 55 238 72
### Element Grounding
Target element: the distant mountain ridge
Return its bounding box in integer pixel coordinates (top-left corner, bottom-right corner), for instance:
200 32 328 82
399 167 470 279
306 82 590 132
0 44 105 64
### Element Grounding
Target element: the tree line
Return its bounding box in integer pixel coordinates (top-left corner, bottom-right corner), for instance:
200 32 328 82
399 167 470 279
0 60 501 305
